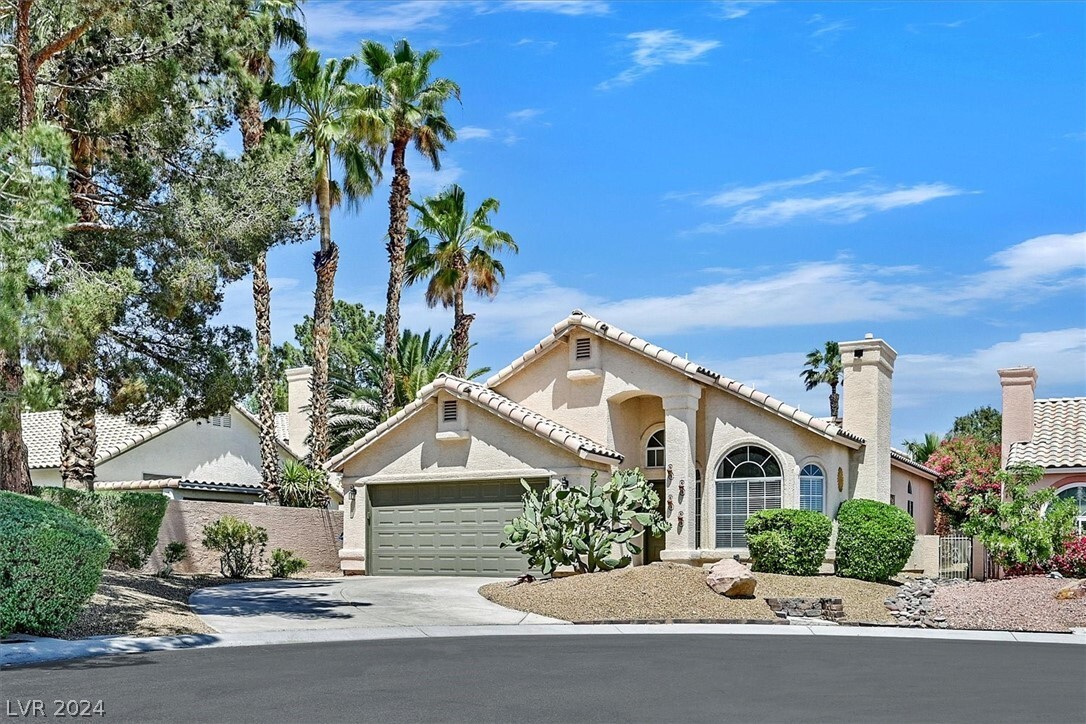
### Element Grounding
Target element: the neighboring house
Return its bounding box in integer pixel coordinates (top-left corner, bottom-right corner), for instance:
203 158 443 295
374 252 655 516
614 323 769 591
24 405 301 504
326 310 937 577
999 367 1086 532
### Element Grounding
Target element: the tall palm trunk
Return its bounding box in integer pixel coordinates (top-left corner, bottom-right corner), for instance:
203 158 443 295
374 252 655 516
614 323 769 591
58 142 100 489
450 287 474 379
381 137 410 415
240 93 281 499
59 361 96 490
1 0 36 493
308 160 337 464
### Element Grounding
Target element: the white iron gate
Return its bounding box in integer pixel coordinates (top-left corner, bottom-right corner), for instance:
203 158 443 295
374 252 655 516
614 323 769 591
938 534 973 579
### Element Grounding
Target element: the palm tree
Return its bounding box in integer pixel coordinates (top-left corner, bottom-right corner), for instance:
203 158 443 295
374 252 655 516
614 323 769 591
235 0 306 500
266 48 381 464
801 341 843 420
327 328 488 455
355 39 460 416
902 433 943 465
405 185 517 377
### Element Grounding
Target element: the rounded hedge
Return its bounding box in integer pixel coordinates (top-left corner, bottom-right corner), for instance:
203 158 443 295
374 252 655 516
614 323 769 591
745 508 833 576
835 499 917 582
0 492 110 637
35 487 168 569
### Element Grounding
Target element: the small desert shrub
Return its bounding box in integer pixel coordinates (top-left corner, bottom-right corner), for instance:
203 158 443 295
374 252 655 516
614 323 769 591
159 541 188 577
835 499 916 582
746 509 832 576
201 516 268 578
35 487 168 569
269 548 307 578
0 492 110 636
277 461 332 508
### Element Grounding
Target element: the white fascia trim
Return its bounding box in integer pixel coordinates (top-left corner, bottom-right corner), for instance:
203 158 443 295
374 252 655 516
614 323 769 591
344 468 559 488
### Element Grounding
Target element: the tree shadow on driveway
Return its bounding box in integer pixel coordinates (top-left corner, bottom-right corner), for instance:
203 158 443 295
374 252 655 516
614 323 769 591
190 580 358 621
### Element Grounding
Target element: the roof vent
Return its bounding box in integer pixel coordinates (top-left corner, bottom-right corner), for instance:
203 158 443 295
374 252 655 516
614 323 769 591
442 400 458 422
575 337 592 360
210 414 231 428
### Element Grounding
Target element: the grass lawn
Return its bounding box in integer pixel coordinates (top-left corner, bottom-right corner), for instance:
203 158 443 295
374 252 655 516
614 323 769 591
480 562 899 623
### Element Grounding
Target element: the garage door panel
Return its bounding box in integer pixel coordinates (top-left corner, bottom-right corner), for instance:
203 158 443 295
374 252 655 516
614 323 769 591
368 480 540 576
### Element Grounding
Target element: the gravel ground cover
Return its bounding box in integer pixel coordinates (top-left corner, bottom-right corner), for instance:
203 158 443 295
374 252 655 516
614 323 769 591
931 576 1086 632
480 562 898 623
58 570 237 640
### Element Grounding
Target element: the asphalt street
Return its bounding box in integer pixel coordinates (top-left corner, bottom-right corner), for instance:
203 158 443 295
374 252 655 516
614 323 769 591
3 634 1083 723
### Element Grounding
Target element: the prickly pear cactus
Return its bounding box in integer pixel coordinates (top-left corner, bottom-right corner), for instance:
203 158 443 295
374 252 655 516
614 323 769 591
502 469 670 575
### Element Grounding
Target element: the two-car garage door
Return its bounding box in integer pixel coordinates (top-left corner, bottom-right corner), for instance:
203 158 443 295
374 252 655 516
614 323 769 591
367 480 540 576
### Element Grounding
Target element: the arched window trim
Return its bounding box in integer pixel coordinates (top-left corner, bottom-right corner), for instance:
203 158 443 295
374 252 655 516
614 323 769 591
1055 483 1086 533
644 426 666 469
799 463 826 513
714 444 783 549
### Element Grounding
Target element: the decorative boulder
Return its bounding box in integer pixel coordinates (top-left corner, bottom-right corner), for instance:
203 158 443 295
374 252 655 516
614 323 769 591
707 559 757 598
1055 581 1086 600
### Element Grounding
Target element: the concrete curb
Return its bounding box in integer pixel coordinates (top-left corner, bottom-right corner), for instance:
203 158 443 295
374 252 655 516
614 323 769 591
4 623 1083 669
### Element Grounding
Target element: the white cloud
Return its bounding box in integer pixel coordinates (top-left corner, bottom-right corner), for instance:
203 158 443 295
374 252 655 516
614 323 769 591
507 108 544 122
497 1 610 16
955 232 1086 301
457 126 494 141
303 2 446 48
716 1 775 20
597 30 720 91
409 158 465 196
702 169 869 207
514 38 559 51
807 14 852 48
730 183 968 226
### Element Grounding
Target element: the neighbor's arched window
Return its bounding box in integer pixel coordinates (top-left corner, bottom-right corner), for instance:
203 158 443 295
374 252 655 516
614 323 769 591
646 429 665 468
715 445 782 548
799 464 825 513
1057 484 1086 533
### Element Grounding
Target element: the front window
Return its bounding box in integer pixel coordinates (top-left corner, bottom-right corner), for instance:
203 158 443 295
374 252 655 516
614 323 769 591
715 445 782 548
1057 485 1086 533
799 464 825 513
646 430 665 468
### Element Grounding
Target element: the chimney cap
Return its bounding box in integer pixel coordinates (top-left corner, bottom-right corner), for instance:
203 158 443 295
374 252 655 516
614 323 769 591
864 333 873 339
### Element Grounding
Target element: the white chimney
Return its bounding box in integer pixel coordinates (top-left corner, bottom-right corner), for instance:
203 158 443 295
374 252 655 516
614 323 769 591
998 366 1037 466
286 366 312 457
839 335 897 503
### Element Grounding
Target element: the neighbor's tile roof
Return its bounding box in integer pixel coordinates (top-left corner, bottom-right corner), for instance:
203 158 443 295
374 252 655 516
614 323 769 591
22 410 183 469
23 405 297 470
326 374 623 471
890 448 939 479
485 310 865 449
94 478 266 494
1008 397 1086 469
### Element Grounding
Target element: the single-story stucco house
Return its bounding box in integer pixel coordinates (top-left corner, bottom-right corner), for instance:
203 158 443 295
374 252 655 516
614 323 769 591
326 310 937 577
23 404 301 503
999 366 1086 532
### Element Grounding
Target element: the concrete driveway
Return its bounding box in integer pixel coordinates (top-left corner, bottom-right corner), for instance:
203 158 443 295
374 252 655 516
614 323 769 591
190 577 564 633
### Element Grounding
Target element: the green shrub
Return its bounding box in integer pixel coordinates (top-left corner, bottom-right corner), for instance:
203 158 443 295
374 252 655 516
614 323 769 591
502 470 670 575
277 461 332 508
745 509 832 576
201 516 268 578
269 548 307 578
0 492 111 636
159 541 188 578
835 499 916 582
35 487 168 569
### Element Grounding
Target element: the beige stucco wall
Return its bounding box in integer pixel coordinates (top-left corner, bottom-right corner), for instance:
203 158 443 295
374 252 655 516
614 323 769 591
903 534 940 575
144 500 343 575
890 466 935 535
31 412 292 488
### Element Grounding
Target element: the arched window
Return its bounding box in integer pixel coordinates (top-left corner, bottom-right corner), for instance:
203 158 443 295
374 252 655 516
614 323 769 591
715 445 782 548
1057 485 1086 533
646 429 665 468
799 464 825 513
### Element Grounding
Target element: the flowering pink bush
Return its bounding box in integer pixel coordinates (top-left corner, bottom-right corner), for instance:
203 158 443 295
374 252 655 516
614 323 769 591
1051 536 1086 579
926 436 1002 533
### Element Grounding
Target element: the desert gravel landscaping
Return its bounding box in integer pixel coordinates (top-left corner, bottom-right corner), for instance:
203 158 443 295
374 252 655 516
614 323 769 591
480 562 898 623
931 576 1086 632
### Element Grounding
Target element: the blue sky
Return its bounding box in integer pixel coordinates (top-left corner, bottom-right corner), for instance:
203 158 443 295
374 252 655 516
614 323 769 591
217 0 1086 446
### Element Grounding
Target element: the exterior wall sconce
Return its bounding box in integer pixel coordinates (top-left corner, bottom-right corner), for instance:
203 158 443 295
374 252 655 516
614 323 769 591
559 476 571 489
676 510 684 530
678 480 685 498
667 494 673 516
666 464 673 482
348 487 357 502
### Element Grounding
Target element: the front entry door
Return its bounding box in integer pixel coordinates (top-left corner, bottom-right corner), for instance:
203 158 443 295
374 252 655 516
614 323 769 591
643 480 667 563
